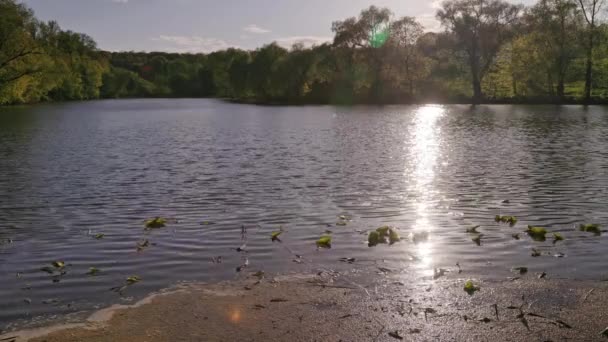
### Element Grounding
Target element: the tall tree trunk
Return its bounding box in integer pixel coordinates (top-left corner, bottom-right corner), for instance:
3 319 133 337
472 77 482 103
584 35 593 103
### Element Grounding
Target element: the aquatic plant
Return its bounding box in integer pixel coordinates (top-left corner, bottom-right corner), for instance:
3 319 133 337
464 280 479 295
527 226 548 241
126 276 140 284
368 226 401 247
271 231 283 242
579 224 601 235
316 235 332 248
495 215 518 225
144 217 167 229
553 233 564 242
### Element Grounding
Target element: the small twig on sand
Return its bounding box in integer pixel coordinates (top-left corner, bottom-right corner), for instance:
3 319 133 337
308 284 358 290
583 289 595 302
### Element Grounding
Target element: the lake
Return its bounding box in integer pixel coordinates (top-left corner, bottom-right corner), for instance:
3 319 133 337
1 99 607 331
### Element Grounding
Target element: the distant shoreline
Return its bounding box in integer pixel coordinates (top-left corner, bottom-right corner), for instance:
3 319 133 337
4 97 608 108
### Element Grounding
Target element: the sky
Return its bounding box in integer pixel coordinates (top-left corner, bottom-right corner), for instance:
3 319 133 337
21 0 534 53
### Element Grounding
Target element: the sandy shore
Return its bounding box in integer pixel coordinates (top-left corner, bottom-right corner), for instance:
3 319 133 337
1 270 607 342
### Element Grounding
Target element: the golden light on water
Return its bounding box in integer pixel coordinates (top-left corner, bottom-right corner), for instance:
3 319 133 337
408 105 444 274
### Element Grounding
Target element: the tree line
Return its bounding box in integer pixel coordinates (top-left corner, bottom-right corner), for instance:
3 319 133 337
2 0 608 105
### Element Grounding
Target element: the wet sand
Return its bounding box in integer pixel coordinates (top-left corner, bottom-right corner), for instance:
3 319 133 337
2 270 608 342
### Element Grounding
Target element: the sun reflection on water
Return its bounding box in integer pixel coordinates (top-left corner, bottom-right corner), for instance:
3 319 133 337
407 105 445 274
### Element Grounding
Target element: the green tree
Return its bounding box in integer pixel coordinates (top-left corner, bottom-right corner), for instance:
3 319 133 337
437 0 523 102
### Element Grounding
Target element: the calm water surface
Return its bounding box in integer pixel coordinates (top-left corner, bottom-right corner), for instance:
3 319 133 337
1 99 608 331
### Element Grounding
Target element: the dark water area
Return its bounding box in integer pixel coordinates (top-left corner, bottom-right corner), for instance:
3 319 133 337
1 99 607 331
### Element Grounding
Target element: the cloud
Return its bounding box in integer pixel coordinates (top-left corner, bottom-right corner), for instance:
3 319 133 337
243 24 271 34
274 36 332 49
151 35 235 53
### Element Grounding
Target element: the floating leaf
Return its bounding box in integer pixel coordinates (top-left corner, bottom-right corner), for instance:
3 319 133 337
126 276 140 284
553 233 564 242
579 224 601 235
464 280 479 295
338 215 348 220
87 267 100 276
335 221 347 226
144 217 167 229
388 228 400 245
539 272 547 279
271 231 282 242
512 233 520 240
316 235 332 249
496 215 518 225
368 231 380 247
200 221 214 225
466 225 480 233
531 249 541 257
52 261 65 269
527 226 548 241
376 226 390 239
94 233 105 239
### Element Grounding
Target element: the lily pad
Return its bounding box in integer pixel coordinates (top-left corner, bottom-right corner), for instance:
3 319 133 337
466 225 480 233
144 217 166 229
316 235 332 249
527 226 548 241
464 280 479 295
271 231 282 242
579 224 601 235
126 276 140 284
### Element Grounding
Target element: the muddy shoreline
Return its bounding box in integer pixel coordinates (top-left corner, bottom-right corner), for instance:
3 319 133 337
1 269 607 342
